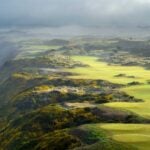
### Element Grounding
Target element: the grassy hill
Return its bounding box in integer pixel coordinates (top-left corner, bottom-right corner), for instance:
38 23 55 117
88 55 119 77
0 38 150 150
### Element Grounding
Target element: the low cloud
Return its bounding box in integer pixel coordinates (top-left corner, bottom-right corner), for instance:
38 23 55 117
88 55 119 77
0 0 150 27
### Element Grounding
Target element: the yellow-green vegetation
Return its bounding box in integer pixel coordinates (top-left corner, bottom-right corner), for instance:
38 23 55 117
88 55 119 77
105 85 150 118
67 56 150 84
82 123 150 150
81 124 138 150
67 55 150 149
12 72 37 80
67 56 150 118
1 45 150 149
33 85 53 93
100 124 150 150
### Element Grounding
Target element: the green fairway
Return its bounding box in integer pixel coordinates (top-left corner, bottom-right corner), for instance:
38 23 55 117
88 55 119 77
84 124 150 150
67 56 150 84
101 124 150 150
67 56 150 150
67 56 150 118
105 85 150 118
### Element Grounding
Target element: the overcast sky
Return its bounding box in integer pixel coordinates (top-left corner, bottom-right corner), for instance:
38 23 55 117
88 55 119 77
0 0 150 27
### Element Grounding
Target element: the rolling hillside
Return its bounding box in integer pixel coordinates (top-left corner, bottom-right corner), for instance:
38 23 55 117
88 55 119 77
0 37 150 150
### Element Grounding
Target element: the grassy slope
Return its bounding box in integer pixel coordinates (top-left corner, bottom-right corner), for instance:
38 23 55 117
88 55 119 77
106 85 150 118
67 56 150 118
66 56 150 84
67 55 150 150
84 124 150 150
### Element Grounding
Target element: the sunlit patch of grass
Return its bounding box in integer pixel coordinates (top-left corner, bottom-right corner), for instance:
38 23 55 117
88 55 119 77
66 56 150 84
81 124 138 150
66 55 150 149
67 56 150 118
123 84 150 100
100 123 150 150
105 84 150 118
